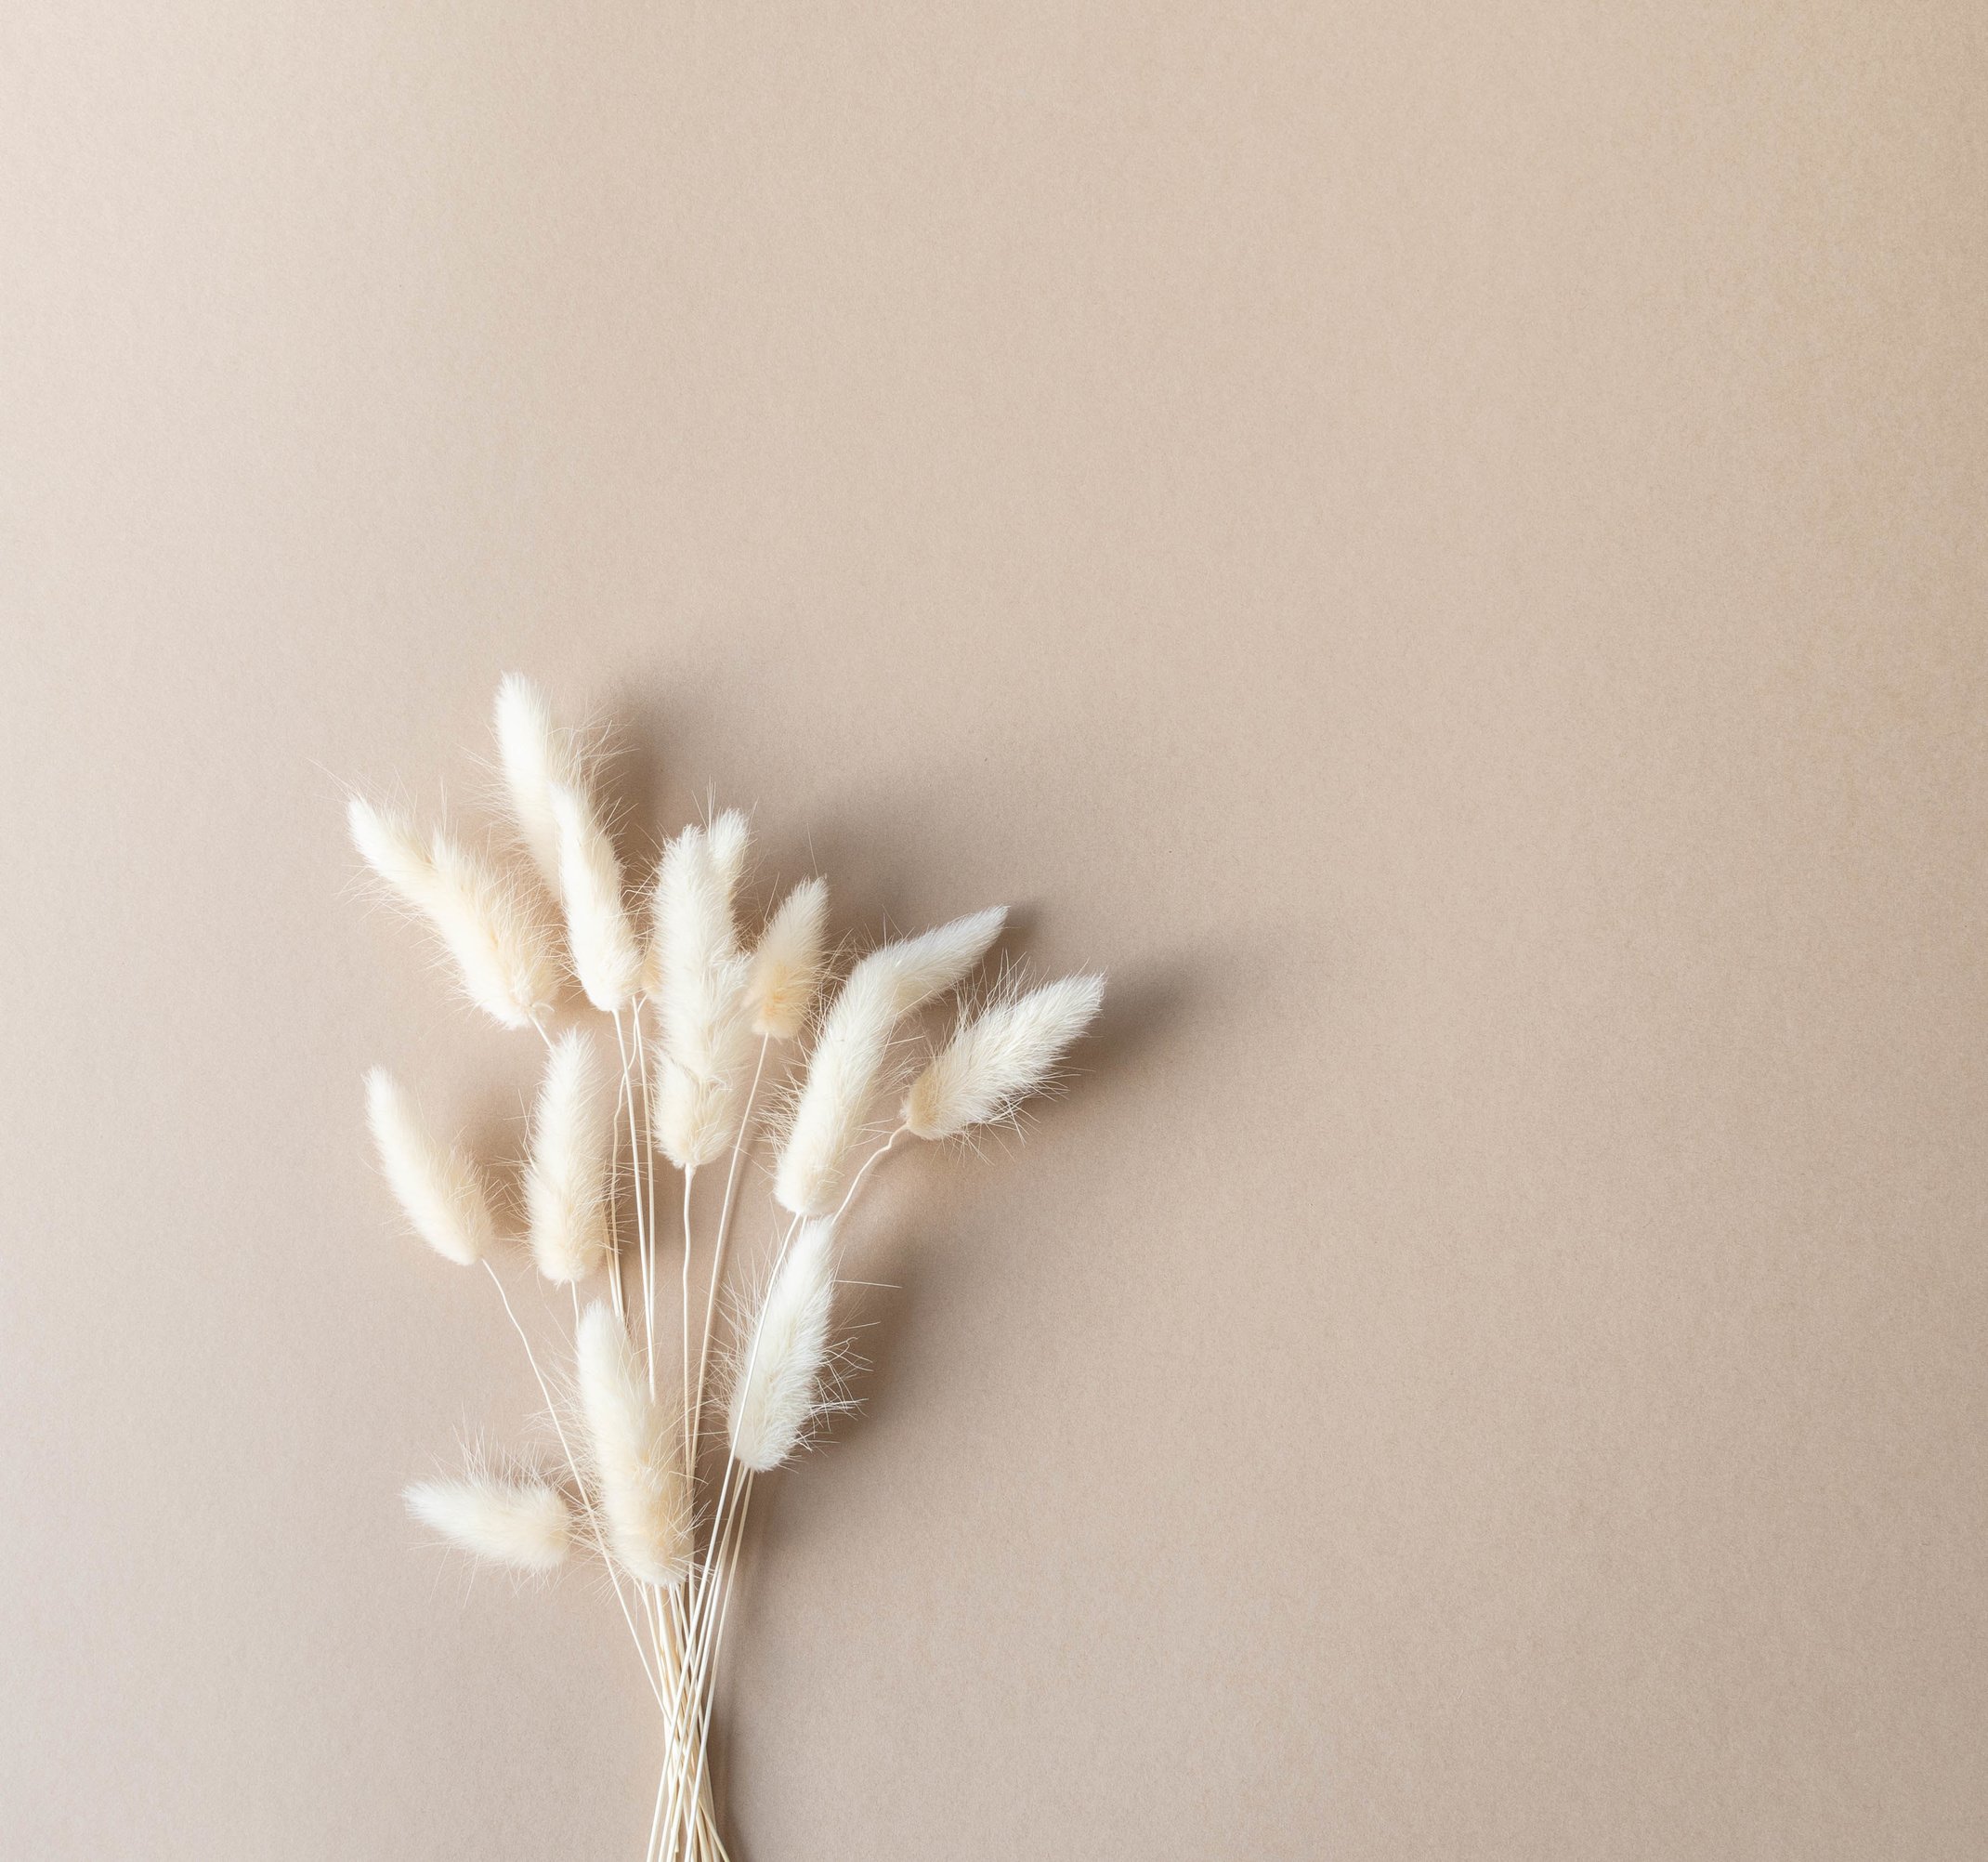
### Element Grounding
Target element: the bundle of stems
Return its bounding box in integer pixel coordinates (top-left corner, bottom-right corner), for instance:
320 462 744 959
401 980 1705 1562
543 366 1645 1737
353 677 1103 1860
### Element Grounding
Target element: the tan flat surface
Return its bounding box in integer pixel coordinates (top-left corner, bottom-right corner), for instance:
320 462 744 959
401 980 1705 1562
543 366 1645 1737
4 5 1985 1856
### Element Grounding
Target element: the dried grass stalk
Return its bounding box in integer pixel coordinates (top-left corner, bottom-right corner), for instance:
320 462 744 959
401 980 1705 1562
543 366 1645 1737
748 877 829 1041
904 974 1105 1139
405 1471 575 1573
652 818 756 1168
492 672 573 897
348 795 558 1029
727 1219 838 1473
552 781 643 1012
364 1068 495 1267
774 907 1006 1216
526 1029 614 1284
576 1302 693 1588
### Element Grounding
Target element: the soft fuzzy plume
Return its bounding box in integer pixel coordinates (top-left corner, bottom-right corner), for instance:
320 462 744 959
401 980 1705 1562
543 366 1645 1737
708 807 751 900
727 1219 839 1473
405 1470 574 1573
654 1052 750 1172
551 782 642 1012
904 973 1105 1140
347 795 558 1029
574 1302 693 1588
648 813 751 1045
363 1069 495 1267
748 877 829 1041
525 1029 614 1284
650 815 756 1167
492 673 574 898
774 907 1005 1216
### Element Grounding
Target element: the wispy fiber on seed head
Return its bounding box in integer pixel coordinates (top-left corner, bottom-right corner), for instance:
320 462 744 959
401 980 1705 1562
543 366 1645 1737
707 807 751 900
774 907 1006 1216
525 1029 614 1284
650 816 757 1167
347 793 559 1029
363 1068 496 1267
649 818 750 1025
727 1219 839 1473
574 1302 693 1589
904 974 1105 1140
405 1470 574 1573
492 673 575 898
346 793 430 898
748 877 829 1042
654 1051 750 1172
868 907 1009 1018
550 782 642 1012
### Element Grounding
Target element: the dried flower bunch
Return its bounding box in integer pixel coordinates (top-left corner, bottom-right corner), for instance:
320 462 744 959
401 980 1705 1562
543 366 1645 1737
350 676 1103 1861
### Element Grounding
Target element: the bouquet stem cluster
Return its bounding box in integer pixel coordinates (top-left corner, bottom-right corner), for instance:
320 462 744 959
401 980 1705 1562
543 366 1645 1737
351 678 1102 1860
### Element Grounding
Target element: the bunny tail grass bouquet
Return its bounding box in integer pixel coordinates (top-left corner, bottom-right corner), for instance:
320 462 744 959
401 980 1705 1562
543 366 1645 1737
348 676 1103 1861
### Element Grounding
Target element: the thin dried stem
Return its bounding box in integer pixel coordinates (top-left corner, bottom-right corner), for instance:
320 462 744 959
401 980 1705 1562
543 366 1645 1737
613 1011 656 1391
690 1034 770 1474
481 1261 662 1707
831 1122 908 1227
677 1473 753 1859
680 1168 696 1458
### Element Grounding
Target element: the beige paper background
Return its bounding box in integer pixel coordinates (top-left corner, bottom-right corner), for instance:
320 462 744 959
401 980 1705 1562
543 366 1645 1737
4 5 1985 1856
